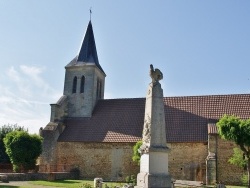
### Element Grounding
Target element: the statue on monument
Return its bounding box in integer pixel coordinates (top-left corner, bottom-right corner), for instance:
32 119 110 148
135 64 171 188
139 65 164 155
150 64 163 83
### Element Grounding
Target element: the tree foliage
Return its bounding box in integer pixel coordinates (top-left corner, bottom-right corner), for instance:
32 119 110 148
229 147 247 168
217 115 250 188
3 131 42 172
132 140 142 165
0 124 27 163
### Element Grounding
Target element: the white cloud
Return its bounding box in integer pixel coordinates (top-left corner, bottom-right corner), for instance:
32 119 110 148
7 66 32 97
20 65 44 76
0 65 61 134
20 65 59 98
7 66 20 82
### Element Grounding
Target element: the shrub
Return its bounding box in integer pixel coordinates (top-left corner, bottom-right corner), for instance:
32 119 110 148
3 131 42 172
0 124 27 164
242 173 248 186
132 140 142 165
80 183 93 188
125 174 136 185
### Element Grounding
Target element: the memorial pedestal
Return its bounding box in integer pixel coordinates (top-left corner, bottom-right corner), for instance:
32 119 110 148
135 67 171 188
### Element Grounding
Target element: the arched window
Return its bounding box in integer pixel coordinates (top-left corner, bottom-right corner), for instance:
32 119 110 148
72 76 77 93
99 80 102 98
80 76 85 93
96 78 99 99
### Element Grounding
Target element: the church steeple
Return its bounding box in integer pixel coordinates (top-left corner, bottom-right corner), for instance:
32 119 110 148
63 20 106 118
76 21 104 73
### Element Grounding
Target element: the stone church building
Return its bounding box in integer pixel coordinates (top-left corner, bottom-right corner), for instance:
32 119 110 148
39 20 249 185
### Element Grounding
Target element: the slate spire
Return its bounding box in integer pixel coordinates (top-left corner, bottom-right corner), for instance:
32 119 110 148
77 21 104 73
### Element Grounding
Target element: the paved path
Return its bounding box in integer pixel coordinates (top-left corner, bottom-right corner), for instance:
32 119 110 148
0 181 62 188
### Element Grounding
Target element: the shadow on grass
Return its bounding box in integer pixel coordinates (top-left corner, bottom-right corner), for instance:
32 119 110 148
0 185 19 188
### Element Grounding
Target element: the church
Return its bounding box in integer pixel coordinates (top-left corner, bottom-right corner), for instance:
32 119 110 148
39 20 248 185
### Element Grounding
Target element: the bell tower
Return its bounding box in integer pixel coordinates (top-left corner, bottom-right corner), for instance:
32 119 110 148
63 21 106 117
39 19 105 170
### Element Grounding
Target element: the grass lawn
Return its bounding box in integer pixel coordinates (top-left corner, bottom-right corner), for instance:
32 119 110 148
31 179 126 187
0 181 248 188
31 179 93 187
0 180 126 188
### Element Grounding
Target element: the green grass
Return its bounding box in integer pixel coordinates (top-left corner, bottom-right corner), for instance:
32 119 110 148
30 179 91 187
30 179 125 188
0 180 126 188
0 182 248 188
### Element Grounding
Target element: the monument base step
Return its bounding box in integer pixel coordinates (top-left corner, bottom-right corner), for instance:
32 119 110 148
135 172 172 188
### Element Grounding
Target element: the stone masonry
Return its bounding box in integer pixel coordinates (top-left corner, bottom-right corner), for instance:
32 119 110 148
64 64 105 118
136 65 171 188
56 142 139 181
40 140 243 184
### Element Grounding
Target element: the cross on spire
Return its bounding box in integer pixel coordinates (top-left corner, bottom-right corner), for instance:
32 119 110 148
90 7 92 21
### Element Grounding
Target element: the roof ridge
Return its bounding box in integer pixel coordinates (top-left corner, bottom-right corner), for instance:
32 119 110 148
102 94 250 101
102 97 145 101
164 93 250 99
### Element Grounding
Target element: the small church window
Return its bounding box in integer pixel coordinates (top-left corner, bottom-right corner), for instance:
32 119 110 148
96 79 99 99
99 80 102 98
72 76 77 93
80 76 85 93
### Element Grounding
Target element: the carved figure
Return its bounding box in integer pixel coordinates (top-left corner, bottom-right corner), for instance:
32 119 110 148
139 143 149 154
150 64 163 83
142 118 151 144
139 116 151 155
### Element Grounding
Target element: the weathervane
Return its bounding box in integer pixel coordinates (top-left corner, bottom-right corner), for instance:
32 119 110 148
90 7 92 21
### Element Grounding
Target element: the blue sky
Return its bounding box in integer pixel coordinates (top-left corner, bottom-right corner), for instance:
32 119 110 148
0 1 250 133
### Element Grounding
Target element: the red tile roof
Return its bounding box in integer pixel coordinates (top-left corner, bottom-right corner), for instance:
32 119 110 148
58 94 250 143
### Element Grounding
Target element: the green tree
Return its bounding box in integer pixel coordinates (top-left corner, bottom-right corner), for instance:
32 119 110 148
3 131 42 172
228 147 248 185
132 140 142 165
229 147 247 168
217 115 250 188
0 124 27 163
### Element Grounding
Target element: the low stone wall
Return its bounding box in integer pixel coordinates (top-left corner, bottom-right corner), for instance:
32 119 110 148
55 142 139 181
0 164 13 173
0 172 78 181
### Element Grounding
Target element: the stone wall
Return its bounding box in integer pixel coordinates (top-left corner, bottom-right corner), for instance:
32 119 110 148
64 65 105 118
50 95 68 122
56 142 139 181
0 172 77 181
39 123 64 167
217 139 244 185
55 142 207 182
168 143 207 182
54 141 243 184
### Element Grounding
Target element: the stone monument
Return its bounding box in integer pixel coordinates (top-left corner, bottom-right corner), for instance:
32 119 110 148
135 64 171 188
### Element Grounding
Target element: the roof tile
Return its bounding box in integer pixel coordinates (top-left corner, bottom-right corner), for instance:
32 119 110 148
58 94 250 143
